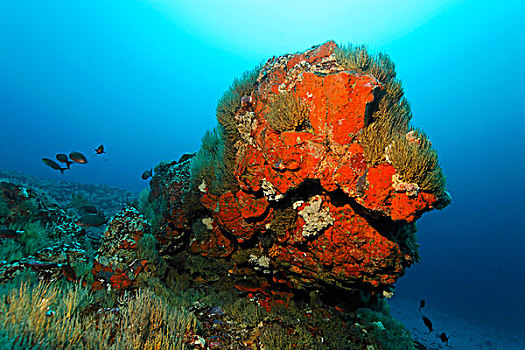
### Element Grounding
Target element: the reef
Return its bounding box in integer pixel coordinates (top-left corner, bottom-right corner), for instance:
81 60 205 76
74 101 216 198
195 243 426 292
0 42 451 350
92 206 151 291
149 41 450 296
0 181 88 283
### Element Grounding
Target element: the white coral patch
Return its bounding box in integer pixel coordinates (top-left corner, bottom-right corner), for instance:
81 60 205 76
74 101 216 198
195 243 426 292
293 200 304 210
384 144 393 164
261 178 283 201
297 195 334 237
235 111 255 144
202 217 214 230
383 290 394 299
198 180 207 193
249 254 271 274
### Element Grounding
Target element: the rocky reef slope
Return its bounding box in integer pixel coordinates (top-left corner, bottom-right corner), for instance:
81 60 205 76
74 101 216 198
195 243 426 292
146 41 450 298
0 42 451 350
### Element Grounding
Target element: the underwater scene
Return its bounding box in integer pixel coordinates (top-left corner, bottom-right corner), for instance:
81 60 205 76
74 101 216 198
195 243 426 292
1 1 524 349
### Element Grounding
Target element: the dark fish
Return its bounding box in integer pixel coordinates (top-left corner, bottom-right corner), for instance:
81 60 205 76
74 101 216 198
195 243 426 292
234 279 269 296
414 341 427 350
141 169 153 180
55 154 73 169
79 205 98 214
61 264 78 282
439 332 449 345
355 169 368 197
95 145 105 154
76 214 106 228
178 152 195 164
419 299 425 311
42 158 67 174
0 227 19 239
334 302 353 313
69 152 88 164
422 315 433 334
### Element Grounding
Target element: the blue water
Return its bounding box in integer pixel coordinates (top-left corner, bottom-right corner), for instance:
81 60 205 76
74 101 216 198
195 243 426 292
1 0 524 341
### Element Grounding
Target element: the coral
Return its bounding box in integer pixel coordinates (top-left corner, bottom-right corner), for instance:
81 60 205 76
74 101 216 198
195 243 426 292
295 195 334 238
0 182 84 242
216 65 262 146
387 129 446 195
0 221 54 264
92 206 152 292
214 65 262 195
0 242 87 283
266 91 311 133
189 127 228 196
137 187 165 233
122 42 453 349
333 44 412 168
165 41 450 293
0 181 90 283
0 196 10 220
147 155 194 260
356 307 416 350
16 221 52 256
68 193 91 211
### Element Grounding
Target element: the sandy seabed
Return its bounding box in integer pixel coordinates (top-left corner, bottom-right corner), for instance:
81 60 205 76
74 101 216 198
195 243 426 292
389 299 524 350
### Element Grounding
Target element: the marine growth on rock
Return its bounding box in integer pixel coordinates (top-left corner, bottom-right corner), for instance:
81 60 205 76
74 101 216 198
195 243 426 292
149 41 451 294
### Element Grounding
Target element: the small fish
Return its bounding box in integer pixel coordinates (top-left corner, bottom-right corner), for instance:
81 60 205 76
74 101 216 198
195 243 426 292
422 315 433 334
334 303 353 313
79 205 98 214
61 264 78 282
439 332 449 345
69 152 88 164
414 341 427 350
234 280 269 296
94 145 105 154
141 169 153 180
76 214 106 228
55 154 73 169
42 158 67 174
419 299 425 311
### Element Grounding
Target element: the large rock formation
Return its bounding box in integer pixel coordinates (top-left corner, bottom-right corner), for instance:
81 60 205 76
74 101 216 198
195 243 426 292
148 41 450 295
92 206 151 291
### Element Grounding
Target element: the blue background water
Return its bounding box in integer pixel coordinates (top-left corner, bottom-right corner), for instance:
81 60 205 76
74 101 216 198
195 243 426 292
1 0 524 341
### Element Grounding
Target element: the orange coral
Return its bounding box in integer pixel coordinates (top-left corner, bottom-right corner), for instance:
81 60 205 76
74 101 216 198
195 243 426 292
160 41 448 292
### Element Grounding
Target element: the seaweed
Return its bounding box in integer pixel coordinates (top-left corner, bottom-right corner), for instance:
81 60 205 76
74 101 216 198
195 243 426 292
225 297 266 327
189 126 229 197
388 129 446 195
216 65 262 147
137 187 166 234
202 65 262 196
334 43 446 196
0 221 54 263
0 196 9 222
356 306 416 350
0 276 198 350
266 91 310 133
334 44 411 167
